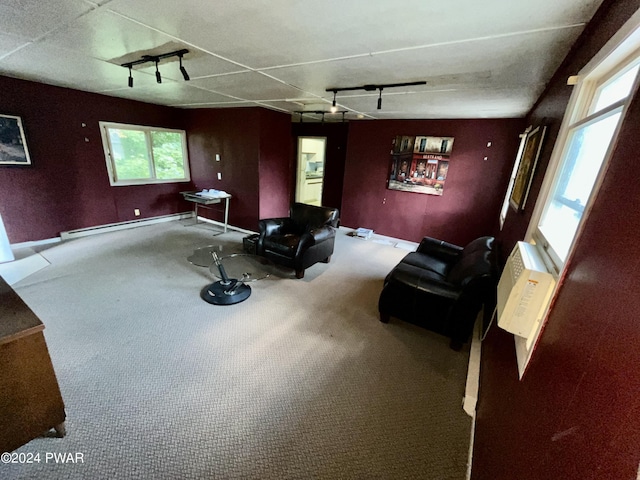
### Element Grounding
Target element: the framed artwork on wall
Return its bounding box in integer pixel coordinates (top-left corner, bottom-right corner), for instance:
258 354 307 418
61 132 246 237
387 135 454 196
0 114 31 166
510 125 546 212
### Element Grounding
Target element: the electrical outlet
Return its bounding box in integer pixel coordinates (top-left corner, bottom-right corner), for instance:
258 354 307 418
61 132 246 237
134 209 140 216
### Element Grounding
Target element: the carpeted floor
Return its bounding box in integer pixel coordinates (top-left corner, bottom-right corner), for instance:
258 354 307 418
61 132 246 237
4 221 472 479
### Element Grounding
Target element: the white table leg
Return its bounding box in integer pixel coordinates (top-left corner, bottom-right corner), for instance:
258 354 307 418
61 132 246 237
223 197 229 232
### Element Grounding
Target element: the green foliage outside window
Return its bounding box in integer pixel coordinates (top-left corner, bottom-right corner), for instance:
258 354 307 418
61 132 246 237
109 129 151 180
105 126 187 183
152 131 185 180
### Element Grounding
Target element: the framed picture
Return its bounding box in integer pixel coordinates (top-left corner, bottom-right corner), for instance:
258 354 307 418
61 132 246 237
0 114 31 166
387 135 454 196
510 125 546 212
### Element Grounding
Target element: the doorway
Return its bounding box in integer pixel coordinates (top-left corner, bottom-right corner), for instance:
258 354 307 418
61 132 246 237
295 137 326 206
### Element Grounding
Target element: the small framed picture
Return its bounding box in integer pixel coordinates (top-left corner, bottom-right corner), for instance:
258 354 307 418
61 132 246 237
0 114 32 166
510 125 546 211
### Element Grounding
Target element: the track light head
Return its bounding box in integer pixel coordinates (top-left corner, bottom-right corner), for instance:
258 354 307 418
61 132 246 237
127 66 133 88
155 60 162 83
179 55 190 81
332 90 337 107
377 88 383 110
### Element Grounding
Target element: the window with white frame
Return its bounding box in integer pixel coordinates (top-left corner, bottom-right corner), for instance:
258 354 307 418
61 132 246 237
529 46 640 273
99 122 190 186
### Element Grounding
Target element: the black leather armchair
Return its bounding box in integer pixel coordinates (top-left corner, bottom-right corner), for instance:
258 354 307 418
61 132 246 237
378 236 498 349
257 203 340 279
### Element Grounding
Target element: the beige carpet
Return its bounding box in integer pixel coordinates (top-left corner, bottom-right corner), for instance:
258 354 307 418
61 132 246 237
5 221 472 479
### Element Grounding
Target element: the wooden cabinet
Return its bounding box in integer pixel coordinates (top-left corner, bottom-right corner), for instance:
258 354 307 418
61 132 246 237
0 276 66 453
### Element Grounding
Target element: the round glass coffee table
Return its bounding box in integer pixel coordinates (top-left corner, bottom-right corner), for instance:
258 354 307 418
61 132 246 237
188 246 273 305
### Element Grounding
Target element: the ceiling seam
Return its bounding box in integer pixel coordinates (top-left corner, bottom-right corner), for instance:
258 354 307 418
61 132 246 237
259 23 588 72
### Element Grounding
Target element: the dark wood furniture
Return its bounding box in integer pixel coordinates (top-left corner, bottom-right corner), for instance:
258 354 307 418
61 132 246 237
0 276 66 452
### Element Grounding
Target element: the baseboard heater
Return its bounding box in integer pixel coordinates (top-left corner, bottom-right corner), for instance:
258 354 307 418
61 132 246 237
60 212 192 241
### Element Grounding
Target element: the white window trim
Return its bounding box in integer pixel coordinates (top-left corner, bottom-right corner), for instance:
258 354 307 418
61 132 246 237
99 121 190 186
499 127 529 230
524 14 640 277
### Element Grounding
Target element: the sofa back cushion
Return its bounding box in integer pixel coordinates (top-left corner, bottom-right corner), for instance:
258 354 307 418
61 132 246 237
290 203 339 231
446 249 494 287
462 236 494 256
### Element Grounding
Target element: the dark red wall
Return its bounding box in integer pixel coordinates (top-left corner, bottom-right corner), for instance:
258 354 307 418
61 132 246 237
0 76 189 243
259 109 293 220
0 75 293 242
341 119 524 245
185 107 291 231
473 1 640 479
291 122 349 213
184 108 261 230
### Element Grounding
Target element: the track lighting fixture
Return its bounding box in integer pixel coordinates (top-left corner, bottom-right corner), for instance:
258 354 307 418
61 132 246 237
325 80 426 111
294 110 349 123
121 49 190 88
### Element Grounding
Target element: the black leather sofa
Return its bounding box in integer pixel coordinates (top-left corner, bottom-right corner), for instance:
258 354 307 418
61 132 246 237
257 203 340 279
378 236 498 349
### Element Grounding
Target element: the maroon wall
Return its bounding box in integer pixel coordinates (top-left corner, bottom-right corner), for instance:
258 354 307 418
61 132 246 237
185 107 291 231
0 76 189 243
184 108 260 230
341 119 524 245
473 1 640 479
291 122 349 213
259 109 293 220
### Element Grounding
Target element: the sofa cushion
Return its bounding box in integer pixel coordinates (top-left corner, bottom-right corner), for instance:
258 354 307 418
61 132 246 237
387 262 460 300
263 234 300 257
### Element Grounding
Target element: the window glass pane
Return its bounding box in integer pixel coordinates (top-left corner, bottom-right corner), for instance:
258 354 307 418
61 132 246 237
539 111 621 261
151 131 185 180
108 129 151 180
592 64 639 113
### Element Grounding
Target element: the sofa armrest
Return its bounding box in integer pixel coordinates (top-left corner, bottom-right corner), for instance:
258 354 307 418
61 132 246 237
294 226 336 256
308 225 336 243
416 236 463 262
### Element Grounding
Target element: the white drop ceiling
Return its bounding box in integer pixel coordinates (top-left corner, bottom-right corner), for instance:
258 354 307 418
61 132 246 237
0 0 604 121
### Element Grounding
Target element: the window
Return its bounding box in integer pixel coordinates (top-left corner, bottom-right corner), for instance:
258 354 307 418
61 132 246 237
528 45 640 273
99 122 190 186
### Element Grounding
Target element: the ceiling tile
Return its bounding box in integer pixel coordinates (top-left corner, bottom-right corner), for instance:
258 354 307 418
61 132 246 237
0 0 93 41
266 27 582 103
103 82 240 106
0 0 605 119
0 42 161 92
107 0 602 68
0 33 29 59
189 71 309 101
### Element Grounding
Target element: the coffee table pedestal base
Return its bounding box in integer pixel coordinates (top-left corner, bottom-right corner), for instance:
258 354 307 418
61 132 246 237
201 281 251 305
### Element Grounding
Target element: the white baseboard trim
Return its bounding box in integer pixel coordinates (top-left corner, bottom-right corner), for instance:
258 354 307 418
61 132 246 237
11 236 62 250
60 212 192 240
464 316 483 480
463 317 482 417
